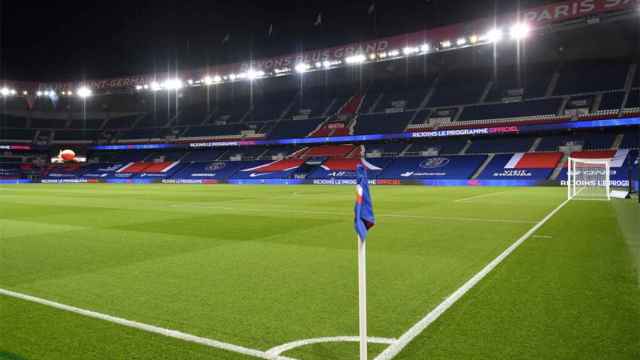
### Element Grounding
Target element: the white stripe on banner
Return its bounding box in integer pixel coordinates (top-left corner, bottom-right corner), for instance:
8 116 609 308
504 153 525 169
162 161 181 173
612 149 630 168
116 162 135 173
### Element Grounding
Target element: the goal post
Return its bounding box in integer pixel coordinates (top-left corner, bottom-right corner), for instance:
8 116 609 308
567 157 611 201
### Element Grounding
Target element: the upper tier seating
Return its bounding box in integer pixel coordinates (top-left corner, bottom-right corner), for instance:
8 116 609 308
554 62 629 95
599 91 626 111
268 118 325 139
31 118 66 129
355 112 413 135
0 115 28 128
103 116 139 130
486 64 555 102
428 70 491 107
459 98 562 122
54 130 100 142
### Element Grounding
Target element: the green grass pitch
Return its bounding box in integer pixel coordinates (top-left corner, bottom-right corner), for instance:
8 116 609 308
0 184 638 359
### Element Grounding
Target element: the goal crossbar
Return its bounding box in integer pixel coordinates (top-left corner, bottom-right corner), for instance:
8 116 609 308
567 157 611 201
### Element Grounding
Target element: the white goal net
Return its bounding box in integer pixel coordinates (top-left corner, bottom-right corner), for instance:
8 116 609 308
567 157 611 201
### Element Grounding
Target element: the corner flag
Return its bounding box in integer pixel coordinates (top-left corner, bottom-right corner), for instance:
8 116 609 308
355 164 375 241
354 164 374 360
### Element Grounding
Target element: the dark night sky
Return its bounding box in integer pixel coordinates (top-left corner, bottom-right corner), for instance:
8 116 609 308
0 0 550 81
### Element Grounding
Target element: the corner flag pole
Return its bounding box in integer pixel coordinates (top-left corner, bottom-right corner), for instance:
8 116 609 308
354 164 375 360
358 235 368 360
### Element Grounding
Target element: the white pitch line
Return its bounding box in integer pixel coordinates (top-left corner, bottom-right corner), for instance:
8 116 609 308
374 198 570 360
169 204 536 225
0 288 294 360
454 190 512 203
533 235 552 239
266 336 396 357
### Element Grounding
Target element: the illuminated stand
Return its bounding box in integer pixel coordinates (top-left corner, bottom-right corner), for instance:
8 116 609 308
567 157 611 201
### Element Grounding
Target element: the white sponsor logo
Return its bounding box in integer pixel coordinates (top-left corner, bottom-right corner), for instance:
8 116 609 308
249 173 271 178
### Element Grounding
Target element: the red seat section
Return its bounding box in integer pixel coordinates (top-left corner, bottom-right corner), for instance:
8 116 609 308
340 95 364 114
321 158 381 171
119 162 177 173
515 152 563 169
300 145 357 158
144 162 175 173
243 159 305 173
120 162 151 173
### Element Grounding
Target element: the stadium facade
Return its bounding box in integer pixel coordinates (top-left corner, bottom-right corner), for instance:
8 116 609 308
0 0 638 190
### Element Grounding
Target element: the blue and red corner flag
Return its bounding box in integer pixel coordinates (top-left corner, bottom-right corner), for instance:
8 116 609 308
355 165 375 241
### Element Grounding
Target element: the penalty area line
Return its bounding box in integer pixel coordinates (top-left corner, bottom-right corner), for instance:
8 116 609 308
0 288 294 360
374 198 571 360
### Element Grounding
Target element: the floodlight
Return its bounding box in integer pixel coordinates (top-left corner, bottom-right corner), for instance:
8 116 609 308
420 44 430 52
136 85 143 91
36 91 43 97
150 81 161 91
229 73 237 81
345 54 366 64
456 38 467 46
322 61 332 69
77 86 92 98
484 28 504 43
441 40 452 48
510 23 531 40
295 63 309 73
0 87 10 96
402 47 418 56
469 35 479 44
22 91 28 96
163 79 183 90
67 90 74 96
378 52 388 59
387 50 400 57
246 69 264 80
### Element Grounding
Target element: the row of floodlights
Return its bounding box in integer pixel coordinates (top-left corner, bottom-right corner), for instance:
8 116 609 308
133 23 531 93
0 86 93 99
35 87 93 99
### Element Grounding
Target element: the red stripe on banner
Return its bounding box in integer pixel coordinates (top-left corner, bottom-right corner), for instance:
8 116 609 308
515 152 563 169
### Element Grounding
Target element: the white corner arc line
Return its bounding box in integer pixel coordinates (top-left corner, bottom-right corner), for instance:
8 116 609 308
0 288 294 360
375 198 570 360
266 336 396 357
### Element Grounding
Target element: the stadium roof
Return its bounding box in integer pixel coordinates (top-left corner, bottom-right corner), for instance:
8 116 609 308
0 0 638 93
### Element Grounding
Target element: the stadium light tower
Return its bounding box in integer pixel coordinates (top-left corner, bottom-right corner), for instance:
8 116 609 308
77 86 93 99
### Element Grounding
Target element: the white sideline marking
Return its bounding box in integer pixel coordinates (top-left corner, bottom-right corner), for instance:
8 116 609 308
169 204 537 225
454 190 512 203
533 235 552 239
374 198 570 360
266 336 396 357
0 288 294 360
